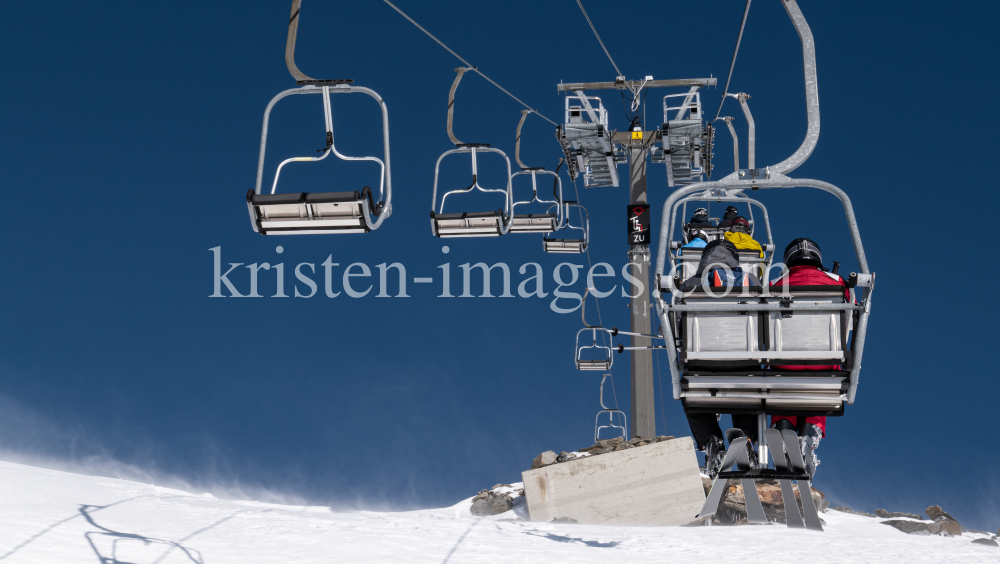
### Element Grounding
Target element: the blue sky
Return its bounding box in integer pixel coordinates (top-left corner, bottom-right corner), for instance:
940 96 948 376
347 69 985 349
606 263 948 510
1 0 999 529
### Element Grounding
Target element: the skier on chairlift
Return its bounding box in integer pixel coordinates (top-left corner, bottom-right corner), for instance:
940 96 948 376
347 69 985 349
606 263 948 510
716 205 740 228
723 216 763 257
678 239 761 292
687 207 714 229
682 228 708 249
679 239 764 477
769 237 851 477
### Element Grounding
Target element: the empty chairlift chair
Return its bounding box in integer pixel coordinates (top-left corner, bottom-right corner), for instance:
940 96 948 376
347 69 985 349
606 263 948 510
507 111 563 234
594 374 627 441
576 327 613 371
542 201 589 254
248 0 391 235
430 68 514 238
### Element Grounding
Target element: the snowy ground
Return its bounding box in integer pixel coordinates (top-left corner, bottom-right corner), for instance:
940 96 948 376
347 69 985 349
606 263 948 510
0 460 996 564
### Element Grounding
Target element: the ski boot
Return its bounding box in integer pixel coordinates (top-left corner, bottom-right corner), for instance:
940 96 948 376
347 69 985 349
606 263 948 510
703 436 725 479
799 423 822 478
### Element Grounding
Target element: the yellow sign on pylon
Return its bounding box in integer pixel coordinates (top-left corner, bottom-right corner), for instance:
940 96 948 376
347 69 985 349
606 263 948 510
631 130 643 140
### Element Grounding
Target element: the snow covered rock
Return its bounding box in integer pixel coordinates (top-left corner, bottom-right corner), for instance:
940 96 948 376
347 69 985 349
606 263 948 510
926 505 957 521
876 509 923 519
832 506 876 518
530 451 557 469
972 538 999 547
470 490 514 516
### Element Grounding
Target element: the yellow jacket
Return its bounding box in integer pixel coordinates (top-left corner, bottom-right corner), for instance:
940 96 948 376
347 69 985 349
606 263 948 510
724 231 764 258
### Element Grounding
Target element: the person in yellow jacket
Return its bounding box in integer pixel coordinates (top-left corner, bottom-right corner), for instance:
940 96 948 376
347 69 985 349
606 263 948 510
723 217 763 258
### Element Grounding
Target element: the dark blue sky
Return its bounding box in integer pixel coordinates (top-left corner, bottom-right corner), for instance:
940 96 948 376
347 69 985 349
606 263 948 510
1 1 998 528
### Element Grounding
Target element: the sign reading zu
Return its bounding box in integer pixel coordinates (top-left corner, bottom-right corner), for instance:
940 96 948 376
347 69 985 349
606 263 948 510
627 204 650 245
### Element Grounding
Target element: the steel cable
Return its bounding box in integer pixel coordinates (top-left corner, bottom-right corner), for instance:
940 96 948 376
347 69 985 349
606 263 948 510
381 0 557 126
713 0 753 122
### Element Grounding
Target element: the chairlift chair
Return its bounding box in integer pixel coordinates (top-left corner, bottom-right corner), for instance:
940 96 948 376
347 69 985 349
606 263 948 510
576 327 613 371
430 68 514 238
508 111 563 234
654 182 870 418
542 201 589 254
594 374 627 442
556 93 620 188
248 0 391 235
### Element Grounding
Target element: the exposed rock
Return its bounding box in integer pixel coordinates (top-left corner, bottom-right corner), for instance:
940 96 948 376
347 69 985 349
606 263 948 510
935 517 963 536
702 476 712 497
972 538 999 547
714 479 825 525
531 451 557 469
472 490 489 502
832 506 876 518
682 515 713 527
549 517 579 524
492 483 512 490
925 505 956 521
876 509 922 520
882 519 939 535
471 491 513 516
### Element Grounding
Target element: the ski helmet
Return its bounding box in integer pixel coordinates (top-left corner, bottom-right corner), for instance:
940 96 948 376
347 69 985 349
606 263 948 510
722 206 739 219
783 238 823 268
729 217 751 234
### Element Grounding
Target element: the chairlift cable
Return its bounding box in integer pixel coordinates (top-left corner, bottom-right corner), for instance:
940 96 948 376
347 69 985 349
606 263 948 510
712 0 752 122
574 0 624 80
381 0 557 126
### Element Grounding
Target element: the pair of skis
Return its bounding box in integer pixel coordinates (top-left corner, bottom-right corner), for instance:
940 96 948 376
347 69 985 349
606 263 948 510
698 428 823 531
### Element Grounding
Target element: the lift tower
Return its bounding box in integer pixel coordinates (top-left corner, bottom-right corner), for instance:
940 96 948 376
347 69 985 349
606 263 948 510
558 78 716 439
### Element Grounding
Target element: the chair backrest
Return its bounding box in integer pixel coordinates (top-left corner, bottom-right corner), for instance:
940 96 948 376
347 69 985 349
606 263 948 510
681 289 763 358
767 287 847 362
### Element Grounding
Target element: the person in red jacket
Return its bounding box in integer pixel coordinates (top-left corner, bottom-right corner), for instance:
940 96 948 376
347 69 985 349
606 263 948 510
769 238 849 477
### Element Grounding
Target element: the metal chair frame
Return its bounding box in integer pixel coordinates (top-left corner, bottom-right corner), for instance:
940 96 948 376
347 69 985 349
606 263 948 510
594 374 627 442
249 0 392 234
429 67 514 238
542 201 589 254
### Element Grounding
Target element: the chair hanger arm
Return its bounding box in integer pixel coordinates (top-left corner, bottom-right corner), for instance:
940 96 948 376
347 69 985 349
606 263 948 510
285 0 315 82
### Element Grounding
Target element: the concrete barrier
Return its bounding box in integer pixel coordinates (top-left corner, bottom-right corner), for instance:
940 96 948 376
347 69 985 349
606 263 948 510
521 437 705 526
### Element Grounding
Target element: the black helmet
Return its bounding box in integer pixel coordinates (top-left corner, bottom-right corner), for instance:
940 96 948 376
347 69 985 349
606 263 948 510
783 238 823 268
690 207 709 223
722 206 739 219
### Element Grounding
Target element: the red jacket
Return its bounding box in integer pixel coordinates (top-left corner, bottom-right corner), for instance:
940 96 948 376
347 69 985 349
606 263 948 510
770 265 850 370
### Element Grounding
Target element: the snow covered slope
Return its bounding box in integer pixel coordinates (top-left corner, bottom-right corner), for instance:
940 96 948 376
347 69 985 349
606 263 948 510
0 460 996 563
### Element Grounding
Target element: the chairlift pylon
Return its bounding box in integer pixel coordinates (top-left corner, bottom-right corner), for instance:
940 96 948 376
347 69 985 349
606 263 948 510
430 68 514 238
247 0 392 235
